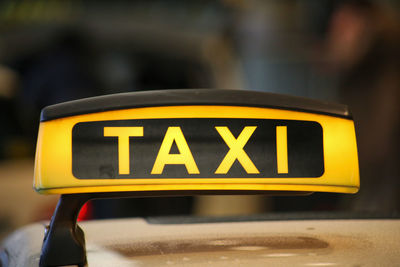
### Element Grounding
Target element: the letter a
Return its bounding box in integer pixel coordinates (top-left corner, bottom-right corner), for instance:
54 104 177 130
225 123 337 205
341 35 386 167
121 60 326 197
151 127 199 174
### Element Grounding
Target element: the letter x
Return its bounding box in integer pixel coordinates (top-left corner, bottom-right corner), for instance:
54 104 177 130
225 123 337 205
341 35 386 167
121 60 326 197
215 126 259 174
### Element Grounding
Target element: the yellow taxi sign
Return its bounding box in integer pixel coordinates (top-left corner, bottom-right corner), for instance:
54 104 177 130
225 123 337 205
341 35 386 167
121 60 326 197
34 89 359 194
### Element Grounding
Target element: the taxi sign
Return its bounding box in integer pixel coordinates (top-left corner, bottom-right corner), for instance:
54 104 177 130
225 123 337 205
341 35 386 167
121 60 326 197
34 89 359 194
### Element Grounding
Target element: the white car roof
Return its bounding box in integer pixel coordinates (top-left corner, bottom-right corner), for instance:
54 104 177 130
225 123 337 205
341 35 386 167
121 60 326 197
2 218 400 266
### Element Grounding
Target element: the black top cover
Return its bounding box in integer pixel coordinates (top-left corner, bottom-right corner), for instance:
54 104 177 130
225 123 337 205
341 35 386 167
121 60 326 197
40 89 350 122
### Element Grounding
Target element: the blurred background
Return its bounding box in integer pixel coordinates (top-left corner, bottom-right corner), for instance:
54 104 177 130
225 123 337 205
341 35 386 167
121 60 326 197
0 0 399 239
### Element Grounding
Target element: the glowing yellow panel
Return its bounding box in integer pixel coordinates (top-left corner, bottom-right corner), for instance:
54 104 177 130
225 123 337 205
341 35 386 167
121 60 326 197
34 104 359 195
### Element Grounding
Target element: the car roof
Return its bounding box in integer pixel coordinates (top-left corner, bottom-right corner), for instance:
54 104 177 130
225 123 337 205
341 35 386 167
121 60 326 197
2 218 400 266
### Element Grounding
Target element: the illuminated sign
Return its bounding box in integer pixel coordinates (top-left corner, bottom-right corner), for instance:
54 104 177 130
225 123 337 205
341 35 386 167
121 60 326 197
34 89 359 194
